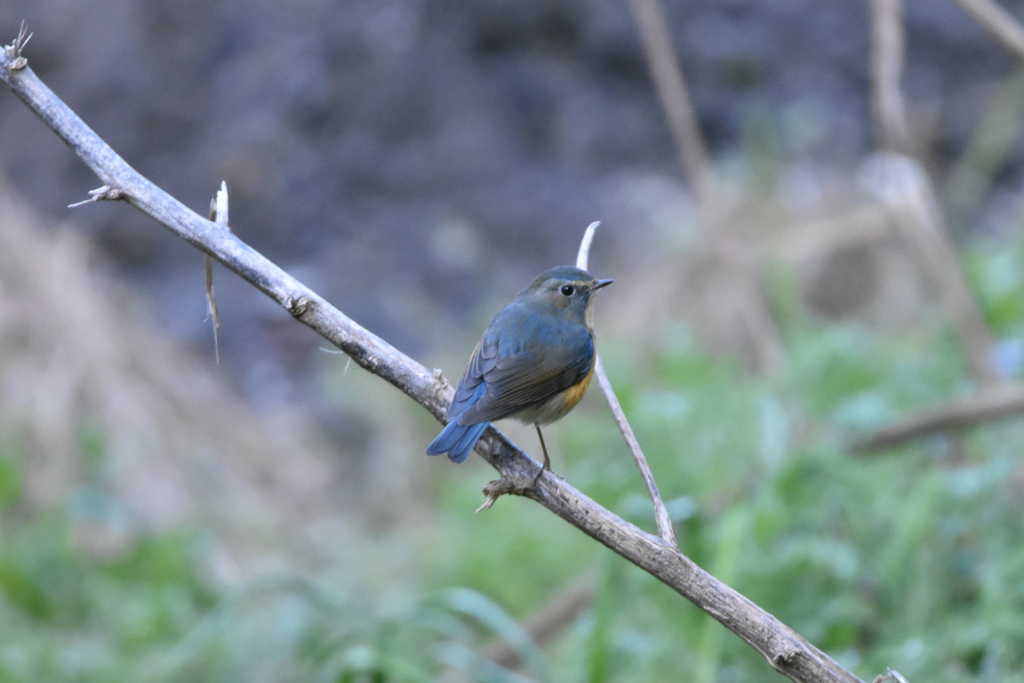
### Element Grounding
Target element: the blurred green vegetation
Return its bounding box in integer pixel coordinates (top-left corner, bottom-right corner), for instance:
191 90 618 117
6 234 1024 682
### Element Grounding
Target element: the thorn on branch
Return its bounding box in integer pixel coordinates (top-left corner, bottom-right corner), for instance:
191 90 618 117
211 180 230 229
68 184 123 208
4 21 32 70
206 182 230 364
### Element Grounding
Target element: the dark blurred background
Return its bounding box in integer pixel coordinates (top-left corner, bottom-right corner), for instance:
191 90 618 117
2 0 1018 387
4 1 1024 681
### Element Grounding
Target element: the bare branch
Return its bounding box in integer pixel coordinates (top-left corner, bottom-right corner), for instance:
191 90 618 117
954 0 1024 61
0 43 864 683
625 2 785 375
626 0 716 212
852 385 1024 452
595 356 677 544
576 222 677 545
869 0 912 152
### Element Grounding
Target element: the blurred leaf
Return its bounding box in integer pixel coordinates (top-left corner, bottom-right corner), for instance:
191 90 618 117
443 587 549 683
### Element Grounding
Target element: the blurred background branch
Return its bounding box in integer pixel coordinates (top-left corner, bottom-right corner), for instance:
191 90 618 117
853 384 1024 452
626 0 716 214
628 0 784 375
857 0 1024 451
869 0 911 154
866 0 999 388
954 0 1024 60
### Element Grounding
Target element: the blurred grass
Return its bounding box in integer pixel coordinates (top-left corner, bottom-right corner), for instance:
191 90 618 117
6 233 1024 682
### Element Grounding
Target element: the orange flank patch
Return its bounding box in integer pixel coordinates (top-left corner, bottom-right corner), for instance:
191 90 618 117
561 364 595 414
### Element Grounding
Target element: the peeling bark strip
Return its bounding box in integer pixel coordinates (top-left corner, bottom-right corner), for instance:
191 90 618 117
1 37 865 683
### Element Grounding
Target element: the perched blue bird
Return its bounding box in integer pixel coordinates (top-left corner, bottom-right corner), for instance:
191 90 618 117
427 265 613 470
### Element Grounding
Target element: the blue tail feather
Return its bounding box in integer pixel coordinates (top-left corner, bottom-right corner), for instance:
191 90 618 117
426 420 464 455
426 420 489 464
449 422 488 463
427 382 489 464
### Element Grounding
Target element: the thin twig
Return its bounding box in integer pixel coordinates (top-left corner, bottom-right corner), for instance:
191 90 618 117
626 0 716 212
954 0 1024 61
576 220 600 269
626 1 785 375
869 0 911 153
594 356 677 544
576 221 677 545
0 40 863 683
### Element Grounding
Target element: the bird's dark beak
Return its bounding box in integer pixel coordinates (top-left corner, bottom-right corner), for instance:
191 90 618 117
592 278 614 290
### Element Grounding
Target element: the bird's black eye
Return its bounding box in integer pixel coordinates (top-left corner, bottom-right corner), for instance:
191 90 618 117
560 284 575 296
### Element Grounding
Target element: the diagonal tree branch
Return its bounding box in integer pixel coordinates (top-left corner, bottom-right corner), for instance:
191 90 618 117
954 0 1024 61
852 385 1024 452
0 36 865 683
626 0 716 213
